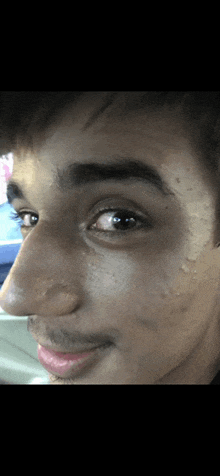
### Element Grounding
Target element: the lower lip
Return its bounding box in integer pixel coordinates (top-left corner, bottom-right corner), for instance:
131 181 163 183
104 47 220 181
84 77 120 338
37 344 98 378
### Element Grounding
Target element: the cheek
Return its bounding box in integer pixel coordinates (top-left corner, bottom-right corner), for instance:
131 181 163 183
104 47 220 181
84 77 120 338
85 255 135 298
84 243 204 325
85 249 181 304
84 251 179 321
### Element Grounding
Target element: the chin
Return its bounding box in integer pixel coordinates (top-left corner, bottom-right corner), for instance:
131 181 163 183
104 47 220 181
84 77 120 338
48 373 74 385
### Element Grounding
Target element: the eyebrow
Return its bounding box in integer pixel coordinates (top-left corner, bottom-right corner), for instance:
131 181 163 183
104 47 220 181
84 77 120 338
6 157 173 205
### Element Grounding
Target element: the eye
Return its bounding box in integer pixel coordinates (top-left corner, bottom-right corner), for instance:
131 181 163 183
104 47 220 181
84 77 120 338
89 208 150 233
9 210 38 229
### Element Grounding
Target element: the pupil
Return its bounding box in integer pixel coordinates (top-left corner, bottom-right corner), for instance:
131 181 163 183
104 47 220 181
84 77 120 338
113 212 136 230
30 215 38 225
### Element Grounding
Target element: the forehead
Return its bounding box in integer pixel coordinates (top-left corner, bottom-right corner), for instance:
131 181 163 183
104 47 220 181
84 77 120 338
33 98 191 167
12 97 211 198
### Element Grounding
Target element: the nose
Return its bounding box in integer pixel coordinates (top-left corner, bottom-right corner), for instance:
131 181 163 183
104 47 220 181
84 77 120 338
0 225 83 316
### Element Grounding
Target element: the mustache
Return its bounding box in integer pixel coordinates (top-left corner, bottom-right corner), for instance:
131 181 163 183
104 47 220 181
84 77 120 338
27 316 118 349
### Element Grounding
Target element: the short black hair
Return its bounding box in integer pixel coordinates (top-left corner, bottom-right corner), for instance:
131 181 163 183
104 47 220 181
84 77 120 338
1 91 220 178
2 91 220 246
0 91 84 155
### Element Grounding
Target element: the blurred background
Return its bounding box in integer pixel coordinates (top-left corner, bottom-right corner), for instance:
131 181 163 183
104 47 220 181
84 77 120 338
0 153 49 384
0 153 23 289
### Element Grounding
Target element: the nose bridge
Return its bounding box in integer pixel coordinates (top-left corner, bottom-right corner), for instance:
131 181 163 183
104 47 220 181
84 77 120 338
0 224 83 316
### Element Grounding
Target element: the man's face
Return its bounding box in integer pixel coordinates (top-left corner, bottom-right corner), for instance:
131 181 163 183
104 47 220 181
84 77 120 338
1 95 220 384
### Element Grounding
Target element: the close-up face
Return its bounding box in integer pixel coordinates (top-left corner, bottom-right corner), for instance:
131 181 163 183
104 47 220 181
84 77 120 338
1 92 220 384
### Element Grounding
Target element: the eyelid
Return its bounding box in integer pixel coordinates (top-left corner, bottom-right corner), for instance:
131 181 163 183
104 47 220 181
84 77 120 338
78 198 153 233
90 196 148 213
90 206 146 223
86 206 152 234
88 197 150 219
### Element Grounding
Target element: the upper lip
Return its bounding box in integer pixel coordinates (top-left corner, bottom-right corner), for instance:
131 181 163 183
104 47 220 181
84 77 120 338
37 342 111 355
28 315 113 354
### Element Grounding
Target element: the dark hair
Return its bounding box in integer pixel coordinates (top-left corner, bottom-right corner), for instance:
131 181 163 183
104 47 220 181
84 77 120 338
0 91 84 155
2 91 220 245
1 91 220 178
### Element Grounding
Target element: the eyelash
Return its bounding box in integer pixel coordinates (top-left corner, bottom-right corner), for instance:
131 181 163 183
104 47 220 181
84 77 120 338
9 207 151 234
89 206 150 234
9 210 38 230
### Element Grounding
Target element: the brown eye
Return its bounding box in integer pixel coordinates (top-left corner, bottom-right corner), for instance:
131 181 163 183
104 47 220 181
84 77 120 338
90 209 146 232
21 213 38 228
10 210 38 229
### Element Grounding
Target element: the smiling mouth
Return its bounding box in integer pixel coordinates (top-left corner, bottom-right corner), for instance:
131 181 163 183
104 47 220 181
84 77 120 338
37 343 112 379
